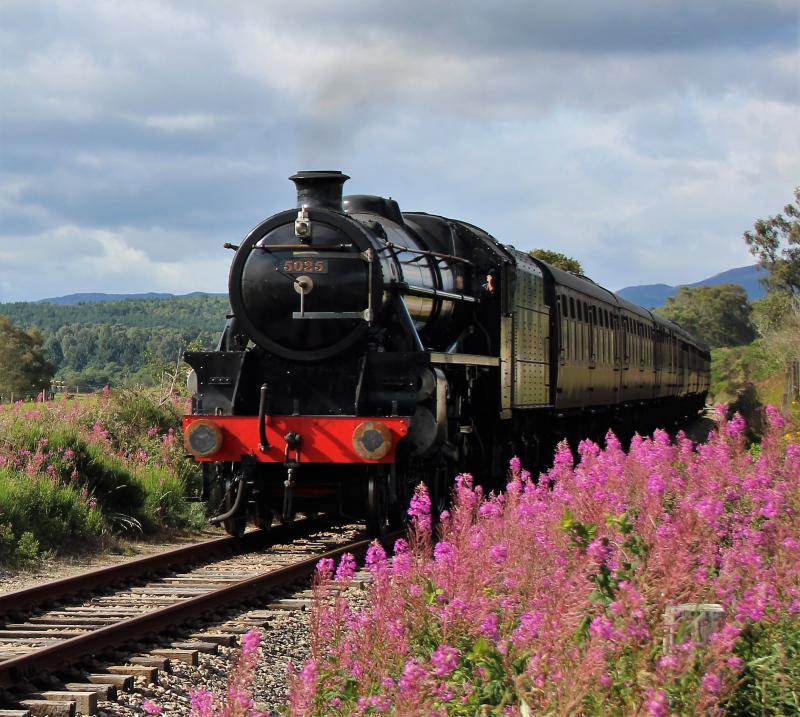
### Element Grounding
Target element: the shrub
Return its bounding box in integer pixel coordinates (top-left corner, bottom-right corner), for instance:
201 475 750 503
0 468 104 560
0 389 202 560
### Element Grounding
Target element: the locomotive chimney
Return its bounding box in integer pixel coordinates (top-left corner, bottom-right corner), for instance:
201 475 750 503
289 170 350 212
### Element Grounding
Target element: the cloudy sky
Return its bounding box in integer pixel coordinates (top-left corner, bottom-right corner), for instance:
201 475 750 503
0 0 798 302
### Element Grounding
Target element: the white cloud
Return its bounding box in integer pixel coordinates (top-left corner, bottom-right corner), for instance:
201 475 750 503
0 0 797 300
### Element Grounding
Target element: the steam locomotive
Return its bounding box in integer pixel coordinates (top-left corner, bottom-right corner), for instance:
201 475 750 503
182 171 710 536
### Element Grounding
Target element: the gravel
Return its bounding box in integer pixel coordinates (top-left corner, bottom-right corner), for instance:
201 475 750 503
86 602 313 716
0 524 368 715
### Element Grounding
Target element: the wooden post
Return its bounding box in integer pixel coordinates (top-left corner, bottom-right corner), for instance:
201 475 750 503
663 603 724 654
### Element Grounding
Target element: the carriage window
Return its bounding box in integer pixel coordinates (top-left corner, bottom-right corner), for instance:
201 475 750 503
569 297 575 318
577 302 583 321
561 295 567 318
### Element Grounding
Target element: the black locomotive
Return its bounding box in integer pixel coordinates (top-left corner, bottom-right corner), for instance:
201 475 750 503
183 171 710 536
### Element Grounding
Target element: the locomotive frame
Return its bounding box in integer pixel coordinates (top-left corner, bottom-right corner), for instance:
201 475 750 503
183 170 710 536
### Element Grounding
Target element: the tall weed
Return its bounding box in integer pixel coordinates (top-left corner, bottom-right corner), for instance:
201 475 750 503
287 406 799 716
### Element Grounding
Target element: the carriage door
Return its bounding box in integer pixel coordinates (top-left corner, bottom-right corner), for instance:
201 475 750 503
588 305 597 370
622 317 630 371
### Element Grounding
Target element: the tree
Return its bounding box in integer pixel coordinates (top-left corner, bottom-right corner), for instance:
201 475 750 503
0 315 55 400
529 249 584 274
656 284 756 349
743 187 800 294
750 291 800 408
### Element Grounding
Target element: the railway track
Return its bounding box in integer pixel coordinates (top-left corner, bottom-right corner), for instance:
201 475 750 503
0 519 395 716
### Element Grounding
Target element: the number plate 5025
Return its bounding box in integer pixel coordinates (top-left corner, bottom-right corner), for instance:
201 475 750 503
283 259 328 273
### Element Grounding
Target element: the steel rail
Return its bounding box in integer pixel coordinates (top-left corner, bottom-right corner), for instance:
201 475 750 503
0 531 400 687
0 517 334 616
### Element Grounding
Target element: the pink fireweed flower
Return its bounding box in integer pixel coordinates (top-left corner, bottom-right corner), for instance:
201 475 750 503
509 455 522 474
394 537 410 554
646 688 668 717
647 472 666 495
478 500 503 518
316 557 335 579
725 413 746 438
285 418 800 714
433 540 456 565
726 656 744 670
142 700 162 715
489 543 508 563
701 671 722 694
586 538 610 564
553 440 574 469
431 645 459 676
408 483 432 532
480 612 499 639
399 658 426 692
657 654 678 672
189 689 213 717
365 541 387 571
764 404 785 430
241 628 261 656
589 615 617 641
334 552 357 581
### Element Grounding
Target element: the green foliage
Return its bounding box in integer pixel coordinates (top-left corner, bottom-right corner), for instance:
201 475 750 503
0 294 229 332
0 314 55 400
710 341 779 401
3 423 148 516
657 284 756 348
751 291 793 336
743 187 800 294
724 617 800 716
0 470 104 560
0 523 46 567
0 295 225 390
530 249 584 274
137 467 206 532
0 390 204 563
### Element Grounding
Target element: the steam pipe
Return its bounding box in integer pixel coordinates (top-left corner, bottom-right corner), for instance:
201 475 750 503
208 477 246 525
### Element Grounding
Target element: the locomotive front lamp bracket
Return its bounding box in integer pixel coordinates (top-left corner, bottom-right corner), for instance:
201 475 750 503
294 206 312 243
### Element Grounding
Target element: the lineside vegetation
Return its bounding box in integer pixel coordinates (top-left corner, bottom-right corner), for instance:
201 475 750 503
280 409 799 716
0 388 204 566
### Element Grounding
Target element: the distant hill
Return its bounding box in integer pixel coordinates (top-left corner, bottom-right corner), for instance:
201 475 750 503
1 294 229 332
36 291 224 305
618 265 768 309
0 294 230 391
